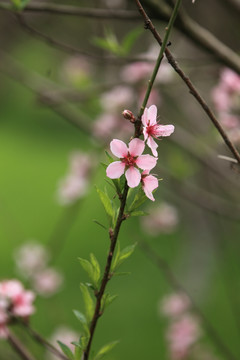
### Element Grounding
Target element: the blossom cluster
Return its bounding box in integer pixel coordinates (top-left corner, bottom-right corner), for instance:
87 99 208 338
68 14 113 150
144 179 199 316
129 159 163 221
14 241 63 297
211 68 240 144
0 280 35 339
106 104 174 201
160 293 218 360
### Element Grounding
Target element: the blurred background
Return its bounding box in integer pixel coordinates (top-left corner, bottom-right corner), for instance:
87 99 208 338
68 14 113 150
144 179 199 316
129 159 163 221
0 0 240 359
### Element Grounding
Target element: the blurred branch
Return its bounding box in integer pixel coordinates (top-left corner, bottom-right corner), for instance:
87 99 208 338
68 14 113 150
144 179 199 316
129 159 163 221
8 331 37 360
139 240 238 360
135 0 240 165
144 0 240 75
221 0 240 11
1 1 240 73
0 1 140 19
16 320 69 360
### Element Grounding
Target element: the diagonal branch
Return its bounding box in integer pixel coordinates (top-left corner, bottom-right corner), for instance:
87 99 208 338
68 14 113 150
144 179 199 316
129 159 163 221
135 0 240 165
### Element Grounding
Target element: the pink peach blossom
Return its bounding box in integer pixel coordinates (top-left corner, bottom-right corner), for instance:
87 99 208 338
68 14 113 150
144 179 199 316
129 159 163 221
167 315 200 359
0 279 35 337
100 86 134 113
161 293 190 318
142 105 174 156
141 170 158 201
32 268 63 297
141 202 178 235
106 138 157 188
220 68 240 93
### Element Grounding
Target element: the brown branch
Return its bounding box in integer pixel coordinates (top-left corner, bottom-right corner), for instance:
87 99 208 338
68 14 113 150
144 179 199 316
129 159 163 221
139 240 238 360
8 331 37 360
135 0 240 165
83 183 129 360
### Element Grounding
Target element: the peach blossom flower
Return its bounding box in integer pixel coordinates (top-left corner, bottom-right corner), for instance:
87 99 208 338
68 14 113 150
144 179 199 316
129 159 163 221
100 86 134 113
106 138 157 188
142 105 174 156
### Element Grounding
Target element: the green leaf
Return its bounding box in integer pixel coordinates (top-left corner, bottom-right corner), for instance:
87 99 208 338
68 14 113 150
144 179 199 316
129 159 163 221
73 310 89 336
80 283 95 323
94 341 119 360
10 0 31 10
90 253 101 287
112 243 137 271
122 27 143 55
73 344 82 360
128 187 148 212
95 186 115 225
101 293 118 312
79 258 94 280
57 341 74 360
105 151 114 162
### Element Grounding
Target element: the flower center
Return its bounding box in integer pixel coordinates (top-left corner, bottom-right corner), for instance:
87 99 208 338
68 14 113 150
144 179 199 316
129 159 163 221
146 123 158 137
121 153 136 168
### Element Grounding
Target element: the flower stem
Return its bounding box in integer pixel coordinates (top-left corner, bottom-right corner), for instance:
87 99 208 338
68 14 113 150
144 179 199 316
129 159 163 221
137 0 182 118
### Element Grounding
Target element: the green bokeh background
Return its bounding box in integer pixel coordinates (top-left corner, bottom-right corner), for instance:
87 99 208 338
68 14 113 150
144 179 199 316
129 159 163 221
1 1 240 359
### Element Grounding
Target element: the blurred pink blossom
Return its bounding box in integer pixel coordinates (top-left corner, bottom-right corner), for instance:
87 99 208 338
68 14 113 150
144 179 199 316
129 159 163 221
32 268 63 297
106 138 157 188
93 113 132 142
58 151 93 205
0 279 35 338
141 170 159 201
160 293 190 318
167 315 201 359
211 85 231 112
62 56 92 87
49 326 78 360
100 86 134 113
142 105 174 156
219 113 240 129
14 241 49 278
141 202 178 235
220 68 240 93
121 62 154 84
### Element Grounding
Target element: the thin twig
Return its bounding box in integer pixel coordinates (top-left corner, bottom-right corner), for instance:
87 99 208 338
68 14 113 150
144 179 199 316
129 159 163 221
8 330 37 360
139 240 238 360
135 0 240 165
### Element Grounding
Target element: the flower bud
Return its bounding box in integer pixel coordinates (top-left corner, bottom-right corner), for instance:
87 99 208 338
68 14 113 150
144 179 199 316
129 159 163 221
122 109 136 123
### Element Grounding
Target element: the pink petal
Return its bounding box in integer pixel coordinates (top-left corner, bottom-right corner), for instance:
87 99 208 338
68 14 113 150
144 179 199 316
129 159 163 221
136 154 157 171
110 139 128 158
147 105 157 126
142 127 148 142
128 138 145 157
106 161 125 179
156 124 174 137
125 167 141 188
142 174 158 201
141 107 148 126
147 136 158 157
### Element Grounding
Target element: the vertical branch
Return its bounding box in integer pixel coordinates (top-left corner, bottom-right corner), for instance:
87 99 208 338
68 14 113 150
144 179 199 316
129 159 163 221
83 183 129 360
137 0 182 118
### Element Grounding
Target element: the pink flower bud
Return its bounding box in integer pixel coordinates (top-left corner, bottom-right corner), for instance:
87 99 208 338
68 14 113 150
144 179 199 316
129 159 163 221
122 110 136 123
